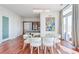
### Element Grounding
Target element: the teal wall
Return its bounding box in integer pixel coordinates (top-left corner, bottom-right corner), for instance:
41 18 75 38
2 16 9 39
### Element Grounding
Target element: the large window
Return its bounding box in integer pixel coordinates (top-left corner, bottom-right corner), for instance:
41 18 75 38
62 5 72 42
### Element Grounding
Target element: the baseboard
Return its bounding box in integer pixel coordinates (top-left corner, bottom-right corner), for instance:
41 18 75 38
0 35 22 44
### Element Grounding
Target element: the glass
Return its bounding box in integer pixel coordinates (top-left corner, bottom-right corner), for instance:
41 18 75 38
68 15 72 39
62 5 72 41
63 5 72 16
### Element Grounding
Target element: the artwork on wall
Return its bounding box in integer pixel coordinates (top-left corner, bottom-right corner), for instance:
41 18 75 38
46 17 55 31
2 16 9 39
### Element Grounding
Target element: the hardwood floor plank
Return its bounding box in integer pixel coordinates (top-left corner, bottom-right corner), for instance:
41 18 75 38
0 35 78 54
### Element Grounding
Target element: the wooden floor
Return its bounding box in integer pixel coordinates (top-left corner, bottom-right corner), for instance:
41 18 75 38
0 35 79 54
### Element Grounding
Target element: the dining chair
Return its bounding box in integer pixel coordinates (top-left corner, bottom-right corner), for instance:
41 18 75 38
43 37 54 54
53 37 61 48
23 34 32 49
30 38 41 54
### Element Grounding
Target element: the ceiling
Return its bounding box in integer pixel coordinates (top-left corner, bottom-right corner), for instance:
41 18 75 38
1 4 66 18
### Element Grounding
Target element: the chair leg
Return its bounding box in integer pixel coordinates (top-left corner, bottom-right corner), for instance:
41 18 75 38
23 43 26 50
31 46 33 54
44 46 46 54
38 47 39 54
51 46 53 54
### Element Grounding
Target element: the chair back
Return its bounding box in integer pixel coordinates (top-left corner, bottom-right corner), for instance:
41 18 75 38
54 38 61 44
30 38 41 47
23 34 32 43
43 37 54 46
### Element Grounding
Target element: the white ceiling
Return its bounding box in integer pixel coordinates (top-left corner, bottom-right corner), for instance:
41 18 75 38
1 4 66 18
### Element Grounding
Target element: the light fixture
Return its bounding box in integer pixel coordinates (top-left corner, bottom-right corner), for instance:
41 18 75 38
33 8 50 13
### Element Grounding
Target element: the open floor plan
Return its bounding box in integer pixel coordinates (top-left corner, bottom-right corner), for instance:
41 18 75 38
0 4 79 54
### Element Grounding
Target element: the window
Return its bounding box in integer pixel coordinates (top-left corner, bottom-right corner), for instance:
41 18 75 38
63 5 72 15
62 5 72 41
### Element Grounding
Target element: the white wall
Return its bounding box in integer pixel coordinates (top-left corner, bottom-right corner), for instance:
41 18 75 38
40 12 59 37
0 6 23 43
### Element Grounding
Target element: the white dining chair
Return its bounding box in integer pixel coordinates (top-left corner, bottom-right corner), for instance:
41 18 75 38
43 37 54 54
23 34 32 49
54 38 61 44
53 38 61 48
30 38 41 54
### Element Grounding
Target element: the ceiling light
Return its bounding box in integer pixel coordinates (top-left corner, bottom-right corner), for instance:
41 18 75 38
44 9 50 12
33 9 43 13
33 8 50 13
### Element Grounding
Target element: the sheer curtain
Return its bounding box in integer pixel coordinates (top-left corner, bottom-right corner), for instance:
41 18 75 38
72 4 79 47
59 10 63 40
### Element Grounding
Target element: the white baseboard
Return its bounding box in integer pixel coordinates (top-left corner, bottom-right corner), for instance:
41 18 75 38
0 34 22 44
0 37 17 44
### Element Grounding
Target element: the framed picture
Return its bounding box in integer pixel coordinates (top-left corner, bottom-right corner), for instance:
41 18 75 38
46 17 55 31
